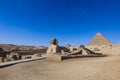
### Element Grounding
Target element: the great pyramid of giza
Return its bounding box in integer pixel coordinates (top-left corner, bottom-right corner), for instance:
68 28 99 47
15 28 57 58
88 32 112 46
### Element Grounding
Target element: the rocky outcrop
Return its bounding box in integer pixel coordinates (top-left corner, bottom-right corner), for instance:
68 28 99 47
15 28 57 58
5 52 22 61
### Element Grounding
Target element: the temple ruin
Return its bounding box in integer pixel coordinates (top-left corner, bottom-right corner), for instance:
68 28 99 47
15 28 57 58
47 38 103 61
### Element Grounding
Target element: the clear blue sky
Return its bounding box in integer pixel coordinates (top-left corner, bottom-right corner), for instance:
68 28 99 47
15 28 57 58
0 0 120 46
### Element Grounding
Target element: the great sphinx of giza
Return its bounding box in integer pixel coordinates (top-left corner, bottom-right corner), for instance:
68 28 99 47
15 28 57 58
47 38 103 61
47 38 61 54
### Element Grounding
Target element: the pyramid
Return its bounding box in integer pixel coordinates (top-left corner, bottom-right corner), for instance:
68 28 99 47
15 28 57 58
88 32 112 46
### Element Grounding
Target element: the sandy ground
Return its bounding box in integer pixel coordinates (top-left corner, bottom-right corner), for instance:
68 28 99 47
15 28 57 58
0 56 120 80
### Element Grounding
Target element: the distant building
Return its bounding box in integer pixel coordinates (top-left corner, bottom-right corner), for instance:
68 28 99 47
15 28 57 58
88 32 112 46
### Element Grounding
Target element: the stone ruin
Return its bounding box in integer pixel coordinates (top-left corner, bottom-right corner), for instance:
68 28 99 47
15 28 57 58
0 48 22 63
0 47 43 63
47 38 96 55
47 38 60 54
4 52 22 61
47 38 102 61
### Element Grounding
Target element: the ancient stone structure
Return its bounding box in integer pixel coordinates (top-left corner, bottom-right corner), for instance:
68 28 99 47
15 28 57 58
66 44 76 53
47 38 97 55
66 45 95 55
88 32 112 46
47 38 61 54
47 38 103 61
32 53 41 58
5 52 22 61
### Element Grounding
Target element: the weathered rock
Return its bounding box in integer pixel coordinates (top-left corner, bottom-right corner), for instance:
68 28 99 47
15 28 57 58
47 38 103 61
47 38 61 54
66 44 76 53
47 54 62 61
69 45 96 55
6 52 22 61
32 53 41 58
50 38 58 45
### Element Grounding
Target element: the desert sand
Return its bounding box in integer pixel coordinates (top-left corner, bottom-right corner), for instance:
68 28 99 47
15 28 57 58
0 56 120 80
0 33 120 80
